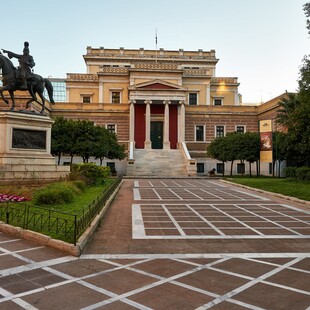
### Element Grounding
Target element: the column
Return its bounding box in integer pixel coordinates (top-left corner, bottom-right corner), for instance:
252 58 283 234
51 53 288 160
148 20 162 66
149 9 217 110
206 84 210 105
99 82 104 103
144 100 152 149
163 100 171 149
179 100 186 143
129 100 135 143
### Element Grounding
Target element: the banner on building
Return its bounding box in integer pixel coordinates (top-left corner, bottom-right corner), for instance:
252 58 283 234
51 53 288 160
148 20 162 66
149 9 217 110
259 120 273 162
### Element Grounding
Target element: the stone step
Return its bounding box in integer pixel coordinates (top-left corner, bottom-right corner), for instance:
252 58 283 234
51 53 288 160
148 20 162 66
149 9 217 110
127 149 188 176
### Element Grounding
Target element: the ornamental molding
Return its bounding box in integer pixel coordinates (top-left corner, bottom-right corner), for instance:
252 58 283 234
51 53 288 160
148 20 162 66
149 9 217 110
66 74 98 81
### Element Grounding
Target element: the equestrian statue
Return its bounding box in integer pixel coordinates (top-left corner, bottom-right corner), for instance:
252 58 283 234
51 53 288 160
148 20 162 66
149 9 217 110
0 42 54 114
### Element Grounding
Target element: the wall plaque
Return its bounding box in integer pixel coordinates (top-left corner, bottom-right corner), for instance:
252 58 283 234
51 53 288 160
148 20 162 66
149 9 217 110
12 128 46 150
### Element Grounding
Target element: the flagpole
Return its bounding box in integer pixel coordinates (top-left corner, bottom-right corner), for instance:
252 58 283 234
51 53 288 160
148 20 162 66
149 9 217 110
155 28 158 64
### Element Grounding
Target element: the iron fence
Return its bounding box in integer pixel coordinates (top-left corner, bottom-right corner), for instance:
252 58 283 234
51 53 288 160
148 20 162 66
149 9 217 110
0 177 122 245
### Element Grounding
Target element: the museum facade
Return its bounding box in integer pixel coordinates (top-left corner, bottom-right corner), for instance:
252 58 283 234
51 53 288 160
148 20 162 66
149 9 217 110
1 47 283 176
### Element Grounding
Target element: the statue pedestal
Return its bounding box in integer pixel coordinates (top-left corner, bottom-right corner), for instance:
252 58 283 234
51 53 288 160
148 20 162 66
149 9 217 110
0 112 70 183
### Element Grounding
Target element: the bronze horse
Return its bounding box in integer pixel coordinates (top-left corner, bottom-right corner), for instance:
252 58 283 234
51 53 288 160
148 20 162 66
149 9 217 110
0 53 54 114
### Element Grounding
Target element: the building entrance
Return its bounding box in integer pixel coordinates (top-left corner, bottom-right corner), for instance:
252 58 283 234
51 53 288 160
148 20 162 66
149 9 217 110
150 121 163 149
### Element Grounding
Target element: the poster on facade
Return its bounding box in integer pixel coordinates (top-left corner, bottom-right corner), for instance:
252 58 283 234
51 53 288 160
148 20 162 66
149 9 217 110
259 120 272 162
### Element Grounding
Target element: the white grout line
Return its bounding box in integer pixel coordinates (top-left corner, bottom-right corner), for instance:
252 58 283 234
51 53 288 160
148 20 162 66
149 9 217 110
198 257 304 309
133 188 141 200
132 204 146 239
185 204 225 236
161 204 186 236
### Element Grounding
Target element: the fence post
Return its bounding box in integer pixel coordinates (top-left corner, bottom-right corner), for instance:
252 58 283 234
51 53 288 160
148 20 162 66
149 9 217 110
6 202 9 224
74 214 77 246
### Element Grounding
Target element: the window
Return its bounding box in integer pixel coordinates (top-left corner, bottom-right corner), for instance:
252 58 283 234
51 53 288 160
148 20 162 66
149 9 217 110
269 163 273 175
216 126 225 137
197 163 204 173
106 124 116 134
195 125 204 141
237 163 245 174
43 79 66 102
236 126 245 133
189 93 198 105
82 96 91 103
112 92 120 103
214 98 223 106
216 163 224 174
107 162 116 174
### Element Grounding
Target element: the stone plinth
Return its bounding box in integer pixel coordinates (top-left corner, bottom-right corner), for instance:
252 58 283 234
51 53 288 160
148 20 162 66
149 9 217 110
0 111 70 182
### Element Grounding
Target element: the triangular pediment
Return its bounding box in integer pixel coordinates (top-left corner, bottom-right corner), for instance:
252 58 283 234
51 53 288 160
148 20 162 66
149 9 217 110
129 79 186 91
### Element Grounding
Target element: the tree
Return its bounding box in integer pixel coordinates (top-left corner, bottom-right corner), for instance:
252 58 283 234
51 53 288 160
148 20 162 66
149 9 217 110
74 119 97 163
242 132 260 177
304 2 310 35
93 126 126 165
272 132 288 177
51 117 78 165
207 136 229 176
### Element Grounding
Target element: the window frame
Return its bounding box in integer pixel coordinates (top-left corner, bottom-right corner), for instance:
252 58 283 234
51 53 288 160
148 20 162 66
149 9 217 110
236 125 246 133
195 125 205 142
188 92 198 105
213 98 223 106
197 163 205 174
215 125 225 138
106 123 117 134
109 88 123 104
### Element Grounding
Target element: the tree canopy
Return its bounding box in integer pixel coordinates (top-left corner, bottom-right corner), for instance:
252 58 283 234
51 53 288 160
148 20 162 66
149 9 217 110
51 117 125 165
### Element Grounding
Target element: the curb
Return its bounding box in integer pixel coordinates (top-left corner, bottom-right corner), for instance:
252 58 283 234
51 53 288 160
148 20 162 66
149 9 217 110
0 180 123 257
220 179 310 207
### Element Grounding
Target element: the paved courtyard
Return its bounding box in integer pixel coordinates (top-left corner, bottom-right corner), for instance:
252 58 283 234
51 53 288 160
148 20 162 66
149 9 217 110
0 179 309 309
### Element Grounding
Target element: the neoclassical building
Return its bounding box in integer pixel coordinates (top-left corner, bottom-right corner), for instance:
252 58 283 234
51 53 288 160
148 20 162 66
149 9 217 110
0 47 283 176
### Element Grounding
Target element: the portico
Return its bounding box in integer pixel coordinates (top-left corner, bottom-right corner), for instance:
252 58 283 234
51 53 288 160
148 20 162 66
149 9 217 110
128 80 186 150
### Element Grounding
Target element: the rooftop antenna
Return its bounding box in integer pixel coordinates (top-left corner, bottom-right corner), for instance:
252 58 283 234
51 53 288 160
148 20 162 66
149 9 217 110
155 28 158 63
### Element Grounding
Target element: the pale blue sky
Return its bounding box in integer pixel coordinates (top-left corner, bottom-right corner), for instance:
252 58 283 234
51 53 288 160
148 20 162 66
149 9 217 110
2 0 309 103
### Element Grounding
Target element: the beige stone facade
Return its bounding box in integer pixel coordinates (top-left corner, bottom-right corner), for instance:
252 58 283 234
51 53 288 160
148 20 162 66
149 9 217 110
0 47 285 176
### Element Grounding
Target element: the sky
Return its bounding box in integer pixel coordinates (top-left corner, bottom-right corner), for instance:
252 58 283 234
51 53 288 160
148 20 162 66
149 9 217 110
1 0 309 104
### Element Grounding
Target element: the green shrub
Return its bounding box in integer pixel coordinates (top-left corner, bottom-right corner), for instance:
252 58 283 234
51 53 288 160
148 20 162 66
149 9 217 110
33 182 80 205
73 180 87 192
296 167 310 181
284 167 297 178
69 163 110 185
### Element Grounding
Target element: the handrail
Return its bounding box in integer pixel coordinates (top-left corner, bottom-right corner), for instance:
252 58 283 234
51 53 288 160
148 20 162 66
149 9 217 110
129 141 134 160
181 142 192 160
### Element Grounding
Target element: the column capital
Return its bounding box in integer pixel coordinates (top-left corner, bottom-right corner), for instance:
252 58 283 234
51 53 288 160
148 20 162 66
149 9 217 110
129 100 136 104
144 100 152 105
179 100 186 105
163 100 171 105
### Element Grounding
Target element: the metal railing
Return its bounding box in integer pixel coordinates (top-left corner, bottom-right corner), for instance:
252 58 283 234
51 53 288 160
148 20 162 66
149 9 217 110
0 177 122 245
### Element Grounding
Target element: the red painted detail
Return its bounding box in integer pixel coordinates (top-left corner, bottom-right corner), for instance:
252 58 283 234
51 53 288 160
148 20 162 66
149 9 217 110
134 104 145 149
151 104 164 114
169 105 178 149
138 83 178 90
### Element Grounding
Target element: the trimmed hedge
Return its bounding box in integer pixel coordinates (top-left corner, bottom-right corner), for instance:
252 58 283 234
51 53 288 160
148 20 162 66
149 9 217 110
284 166 310 180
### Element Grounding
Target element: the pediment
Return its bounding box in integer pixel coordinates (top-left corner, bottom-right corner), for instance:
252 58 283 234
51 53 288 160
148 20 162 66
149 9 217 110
129 79 186 91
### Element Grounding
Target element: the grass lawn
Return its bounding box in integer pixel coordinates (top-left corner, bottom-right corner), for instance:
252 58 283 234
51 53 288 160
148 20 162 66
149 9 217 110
0 178 117 243
227 177 310 201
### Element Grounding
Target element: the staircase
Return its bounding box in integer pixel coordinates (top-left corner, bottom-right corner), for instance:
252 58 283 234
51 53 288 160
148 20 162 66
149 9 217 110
127 149 189 177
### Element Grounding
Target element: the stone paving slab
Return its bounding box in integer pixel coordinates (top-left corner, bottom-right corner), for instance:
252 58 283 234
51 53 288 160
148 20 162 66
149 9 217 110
0 178 309 309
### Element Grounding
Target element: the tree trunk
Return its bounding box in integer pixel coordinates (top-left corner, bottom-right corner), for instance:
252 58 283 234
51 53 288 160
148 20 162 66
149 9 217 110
222 161 225 177
256 160 259 176
230 160 234 176
278 161 281 178
57 153 61 165
249 162 252 177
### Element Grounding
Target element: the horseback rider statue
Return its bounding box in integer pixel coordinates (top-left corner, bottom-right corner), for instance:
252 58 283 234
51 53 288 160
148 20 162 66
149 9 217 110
0 42 54 114
2 42 35 90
